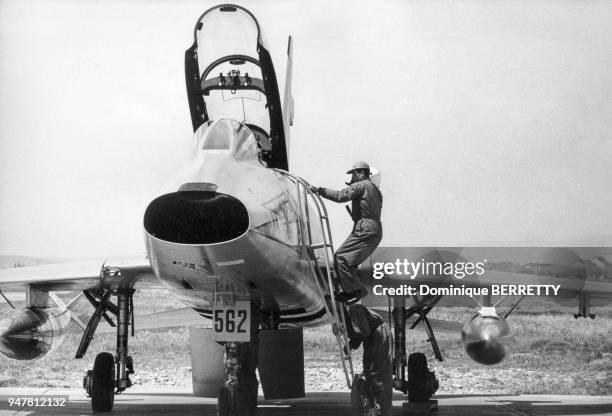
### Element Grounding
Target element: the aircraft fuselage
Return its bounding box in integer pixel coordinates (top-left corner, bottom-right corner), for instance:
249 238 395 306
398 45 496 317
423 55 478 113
143 120 326 327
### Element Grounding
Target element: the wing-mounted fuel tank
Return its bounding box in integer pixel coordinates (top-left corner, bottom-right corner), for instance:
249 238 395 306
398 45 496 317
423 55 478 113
0 308 71 360
461 306 510 365
185 4 288 170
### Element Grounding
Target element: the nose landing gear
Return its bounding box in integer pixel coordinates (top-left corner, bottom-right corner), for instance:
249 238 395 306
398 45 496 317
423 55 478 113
217 342 241 416
215 300 262 416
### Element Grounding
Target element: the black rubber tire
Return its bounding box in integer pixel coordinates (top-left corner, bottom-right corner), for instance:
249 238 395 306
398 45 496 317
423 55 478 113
91 352 115 412
407 352 428 402
217 386 230 416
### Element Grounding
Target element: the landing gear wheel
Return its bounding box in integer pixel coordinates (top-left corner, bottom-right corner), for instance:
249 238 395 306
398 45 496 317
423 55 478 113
217 386 231 416
407 352 438 403
407 352 427 402
91 352 115 412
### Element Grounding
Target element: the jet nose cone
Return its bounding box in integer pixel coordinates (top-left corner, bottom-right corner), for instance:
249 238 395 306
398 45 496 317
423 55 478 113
144 190 249 245
461 314 510 365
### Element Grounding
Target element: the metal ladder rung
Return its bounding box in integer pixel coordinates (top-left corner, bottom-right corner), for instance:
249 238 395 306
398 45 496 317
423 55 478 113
309 243 333 249
273 168 354 389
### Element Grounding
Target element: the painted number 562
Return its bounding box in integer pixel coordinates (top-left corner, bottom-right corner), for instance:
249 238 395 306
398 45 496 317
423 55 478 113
213 309 248 334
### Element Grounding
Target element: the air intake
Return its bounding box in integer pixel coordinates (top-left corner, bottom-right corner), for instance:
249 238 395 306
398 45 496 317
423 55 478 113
144 191 249 244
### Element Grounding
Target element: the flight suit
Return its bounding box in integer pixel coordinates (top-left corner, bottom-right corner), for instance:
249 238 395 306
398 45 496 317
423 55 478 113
319 179 383 294
348 305 394 416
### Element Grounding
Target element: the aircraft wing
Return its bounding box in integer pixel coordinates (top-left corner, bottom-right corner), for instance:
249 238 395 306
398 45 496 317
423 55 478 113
368 306 463 333
359 246 612 300
468 268 612 298
0 256 160 293
96 307 205 333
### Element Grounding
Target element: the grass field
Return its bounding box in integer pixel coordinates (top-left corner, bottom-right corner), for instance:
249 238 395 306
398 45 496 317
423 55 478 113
1 290 611 395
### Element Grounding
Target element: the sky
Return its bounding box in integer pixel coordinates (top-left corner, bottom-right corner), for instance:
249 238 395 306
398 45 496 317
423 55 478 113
1 0 611 259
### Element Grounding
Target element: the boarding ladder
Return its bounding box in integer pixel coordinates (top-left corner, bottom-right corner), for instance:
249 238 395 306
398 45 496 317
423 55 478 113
274 169 355 389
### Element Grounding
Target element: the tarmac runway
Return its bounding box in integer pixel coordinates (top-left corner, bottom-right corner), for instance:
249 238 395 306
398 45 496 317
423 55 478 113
0 387 611 416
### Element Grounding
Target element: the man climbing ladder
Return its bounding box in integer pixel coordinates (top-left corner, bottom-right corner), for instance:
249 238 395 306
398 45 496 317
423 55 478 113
310 161 383 304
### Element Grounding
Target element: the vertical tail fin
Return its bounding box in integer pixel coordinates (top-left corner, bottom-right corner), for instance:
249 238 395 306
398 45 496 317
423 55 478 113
282 36 294 169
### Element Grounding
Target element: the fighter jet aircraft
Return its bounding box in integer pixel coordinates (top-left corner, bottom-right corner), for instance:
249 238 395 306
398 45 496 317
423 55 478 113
1 4 612 416
0 5 336 413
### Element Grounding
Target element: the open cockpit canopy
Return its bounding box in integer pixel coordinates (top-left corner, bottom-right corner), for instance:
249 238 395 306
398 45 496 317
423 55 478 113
185 4 287 169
